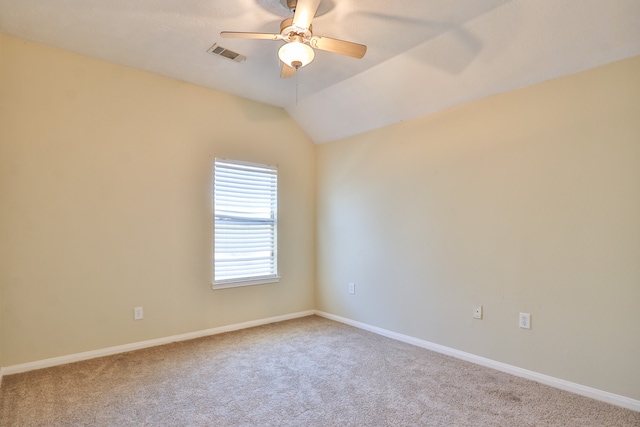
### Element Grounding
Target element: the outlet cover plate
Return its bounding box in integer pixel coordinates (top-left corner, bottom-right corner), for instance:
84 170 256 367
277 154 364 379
348 282 355 295
473 305 483 319
134 306 144 320
519 312 531 329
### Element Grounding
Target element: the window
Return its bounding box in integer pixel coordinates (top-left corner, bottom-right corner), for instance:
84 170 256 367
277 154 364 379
213 158 279 288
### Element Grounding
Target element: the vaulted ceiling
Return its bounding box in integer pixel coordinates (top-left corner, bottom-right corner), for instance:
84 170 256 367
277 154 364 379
1 0 639 143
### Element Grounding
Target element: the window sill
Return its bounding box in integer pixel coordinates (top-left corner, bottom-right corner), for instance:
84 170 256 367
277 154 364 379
212 276 280 290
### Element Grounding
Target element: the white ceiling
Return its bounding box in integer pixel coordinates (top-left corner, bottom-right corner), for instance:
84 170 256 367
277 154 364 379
1 0 639 143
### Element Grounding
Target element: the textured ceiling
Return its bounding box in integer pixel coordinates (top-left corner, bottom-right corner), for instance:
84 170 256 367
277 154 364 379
1 0 639 143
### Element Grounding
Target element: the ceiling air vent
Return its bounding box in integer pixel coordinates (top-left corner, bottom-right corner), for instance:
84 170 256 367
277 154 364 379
207 43 246 63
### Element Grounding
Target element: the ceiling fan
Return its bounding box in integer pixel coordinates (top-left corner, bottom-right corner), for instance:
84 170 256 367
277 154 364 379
221 0 367 78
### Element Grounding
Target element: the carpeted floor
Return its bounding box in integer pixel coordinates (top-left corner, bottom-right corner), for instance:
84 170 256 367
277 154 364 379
1 315 638 426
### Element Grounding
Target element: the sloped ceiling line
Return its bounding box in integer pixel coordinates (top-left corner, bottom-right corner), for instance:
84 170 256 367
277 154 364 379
0 0 638 143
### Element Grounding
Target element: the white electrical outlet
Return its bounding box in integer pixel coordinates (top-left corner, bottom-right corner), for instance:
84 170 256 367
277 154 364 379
348 282 355 295
134 306 144 320
519 312 531 329
473 305 483 319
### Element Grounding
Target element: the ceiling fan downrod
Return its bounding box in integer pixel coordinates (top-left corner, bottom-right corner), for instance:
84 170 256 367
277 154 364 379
283 0 297 13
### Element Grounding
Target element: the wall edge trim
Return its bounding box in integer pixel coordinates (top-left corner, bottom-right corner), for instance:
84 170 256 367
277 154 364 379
314 310 640 412
1 310 315 378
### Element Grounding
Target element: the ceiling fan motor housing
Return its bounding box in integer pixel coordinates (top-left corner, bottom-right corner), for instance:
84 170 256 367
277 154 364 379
280 17 312 41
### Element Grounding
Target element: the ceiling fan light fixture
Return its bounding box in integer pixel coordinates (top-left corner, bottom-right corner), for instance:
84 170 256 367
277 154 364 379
278 39 314 69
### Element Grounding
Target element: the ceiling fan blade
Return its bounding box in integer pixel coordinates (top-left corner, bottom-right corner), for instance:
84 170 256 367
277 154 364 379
280 63 297 79
220 31 282 40
310 36 367 59
292 0 321 30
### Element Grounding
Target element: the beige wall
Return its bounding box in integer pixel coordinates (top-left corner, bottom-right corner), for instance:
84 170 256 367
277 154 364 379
0 34 316 366
316 57 640 400
0 34 6 370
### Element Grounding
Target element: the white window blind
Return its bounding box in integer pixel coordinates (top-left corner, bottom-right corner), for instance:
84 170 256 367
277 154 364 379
213 159 278 287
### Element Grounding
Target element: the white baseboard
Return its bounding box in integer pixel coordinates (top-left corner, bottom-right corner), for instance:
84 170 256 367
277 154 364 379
1 310 315 377
314 310 640 413
3 309 638 412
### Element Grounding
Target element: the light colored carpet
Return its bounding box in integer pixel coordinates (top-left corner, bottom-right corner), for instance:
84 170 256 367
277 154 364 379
1 315 638 426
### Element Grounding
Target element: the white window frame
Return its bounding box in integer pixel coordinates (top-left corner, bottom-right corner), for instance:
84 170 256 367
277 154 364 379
213 158 279 289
